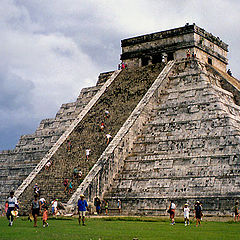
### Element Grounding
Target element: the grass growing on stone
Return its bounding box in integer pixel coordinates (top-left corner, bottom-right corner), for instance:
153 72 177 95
0 216 240 240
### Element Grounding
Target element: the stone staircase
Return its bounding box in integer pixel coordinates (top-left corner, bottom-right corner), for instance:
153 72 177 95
0 72 112 206
103 59 240 216
16 63 166 214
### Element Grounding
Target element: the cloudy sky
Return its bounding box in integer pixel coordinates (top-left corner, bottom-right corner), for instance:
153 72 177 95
0 0 239 150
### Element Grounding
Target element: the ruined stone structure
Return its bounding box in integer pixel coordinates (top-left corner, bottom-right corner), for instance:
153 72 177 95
1 24 239 216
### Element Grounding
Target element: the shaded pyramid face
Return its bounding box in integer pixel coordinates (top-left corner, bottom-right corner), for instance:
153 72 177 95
105 59 240 215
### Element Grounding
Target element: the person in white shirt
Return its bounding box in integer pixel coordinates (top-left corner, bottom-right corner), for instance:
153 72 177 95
86 149 91 161
106 134 112 144
168 201 176 225
51 199 58 215
39 198 46 208
183 203 190 226
105 110 110 119
6 191 18 226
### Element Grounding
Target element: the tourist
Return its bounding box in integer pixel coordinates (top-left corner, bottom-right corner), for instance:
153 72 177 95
45 161 51 170
186 49 191 58
73 168 78 179
4 201 8 216
162 55 166 63
77 194 88 226
66 139 72 152
105 110 110 119
68 180 73 194
39 197 46 209
234 201 239 222
86 149 91 161
63 178 68 192
94 197 101 215
42 206 49 227
0 208 3 217
183 203 190 226
31 195 41 227
100 121 105 131
194 201 202 227
104 200 109 215
106 133 112 144
6 191 19 226
33 183 41 197
78 170 82 178
51 199 58 216
117 199 121 214
168 200 176 225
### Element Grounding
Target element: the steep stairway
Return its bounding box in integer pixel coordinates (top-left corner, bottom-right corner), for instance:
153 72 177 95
0 72 111 206
17 63 166 214
104 59 240 216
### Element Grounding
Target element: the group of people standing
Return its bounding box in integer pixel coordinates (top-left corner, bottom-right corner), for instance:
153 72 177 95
168 200 203 227
118 62 128 70
31 184 49 227
31 194 49 227
94 197 110 215
4 189 240 228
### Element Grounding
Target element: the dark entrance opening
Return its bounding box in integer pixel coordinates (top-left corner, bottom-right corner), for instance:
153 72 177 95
208 57 212 65
141 56 149 66
152 54 162 64
167 52 174 61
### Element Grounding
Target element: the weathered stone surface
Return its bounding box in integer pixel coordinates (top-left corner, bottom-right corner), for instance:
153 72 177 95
102 59 240 216
16 63 165 214
1 25 240 217
69 58 240 217
0 74 110 206
121 24 228 71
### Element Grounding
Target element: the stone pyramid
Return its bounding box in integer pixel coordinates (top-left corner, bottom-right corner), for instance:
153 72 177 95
102 59 240 216
1 24 239 216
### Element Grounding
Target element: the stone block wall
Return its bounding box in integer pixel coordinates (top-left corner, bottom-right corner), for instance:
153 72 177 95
0 73 110 206
67 61 174 209
16 63 165 214
104 59 240 216
121 24 228 71
69 59 240 216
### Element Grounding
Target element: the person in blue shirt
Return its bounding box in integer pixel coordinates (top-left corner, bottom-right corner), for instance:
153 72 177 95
77 194 88 226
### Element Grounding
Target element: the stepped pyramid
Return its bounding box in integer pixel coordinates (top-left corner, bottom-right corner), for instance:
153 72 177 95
103 59 240 216
0 72 112 205
1 24 240 216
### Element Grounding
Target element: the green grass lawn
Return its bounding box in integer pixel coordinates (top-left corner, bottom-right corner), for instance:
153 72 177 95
0 216 240 240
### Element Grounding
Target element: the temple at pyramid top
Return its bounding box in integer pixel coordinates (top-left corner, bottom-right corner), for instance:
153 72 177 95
121 23 228 71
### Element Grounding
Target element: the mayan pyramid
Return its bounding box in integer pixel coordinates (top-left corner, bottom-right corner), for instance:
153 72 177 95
1 24 239 216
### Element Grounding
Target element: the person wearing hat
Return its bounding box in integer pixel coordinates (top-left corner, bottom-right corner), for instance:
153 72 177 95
194 201 202 227
77 194 88 226
183 203 190 226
